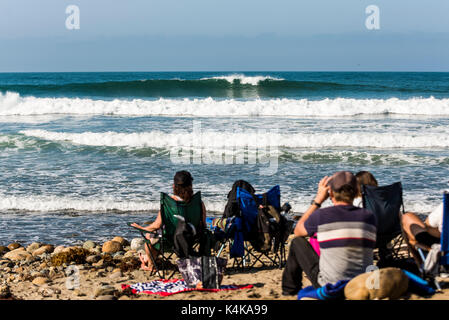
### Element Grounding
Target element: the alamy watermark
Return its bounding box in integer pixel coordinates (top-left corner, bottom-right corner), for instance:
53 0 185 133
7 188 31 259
365 265 380 290
66 5 80 30
169 121 279 176
365 5 380 30
65 265 80 290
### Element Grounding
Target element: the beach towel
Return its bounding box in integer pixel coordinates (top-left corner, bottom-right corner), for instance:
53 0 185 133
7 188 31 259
297 280 349 300
121 279 253 297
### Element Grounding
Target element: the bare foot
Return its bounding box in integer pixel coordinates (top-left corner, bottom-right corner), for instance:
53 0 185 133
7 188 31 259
139 252 156 271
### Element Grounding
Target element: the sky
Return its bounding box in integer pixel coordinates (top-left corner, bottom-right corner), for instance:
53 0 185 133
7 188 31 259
0 0 448 71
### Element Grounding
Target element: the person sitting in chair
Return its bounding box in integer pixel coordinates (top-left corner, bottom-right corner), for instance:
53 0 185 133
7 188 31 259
131 170 207 271
401 202 444 248
353 171 378 207
282 171 377 296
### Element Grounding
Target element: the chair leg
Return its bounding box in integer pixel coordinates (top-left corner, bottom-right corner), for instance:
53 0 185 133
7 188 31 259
145 242 164 279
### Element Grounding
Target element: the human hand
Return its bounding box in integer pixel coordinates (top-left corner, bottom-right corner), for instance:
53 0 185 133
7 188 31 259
314 176 331 205
130 222 140 229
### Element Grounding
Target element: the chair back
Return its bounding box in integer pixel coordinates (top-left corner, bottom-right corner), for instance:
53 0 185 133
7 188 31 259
362 182 404 248
440 192 449 265
236 185 280 237
160 192 203 244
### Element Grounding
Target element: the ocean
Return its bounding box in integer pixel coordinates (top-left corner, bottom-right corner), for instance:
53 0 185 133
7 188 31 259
0 71 448 246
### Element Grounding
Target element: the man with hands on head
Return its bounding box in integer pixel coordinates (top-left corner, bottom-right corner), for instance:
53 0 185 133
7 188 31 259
282 171 377 296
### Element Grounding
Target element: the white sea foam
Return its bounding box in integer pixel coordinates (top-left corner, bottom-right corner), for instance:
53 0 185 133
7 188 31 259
0 194 228 213
0 194 156 212
200 74 284 85
0 193 438 215
19 129 449 149
2 92 449 117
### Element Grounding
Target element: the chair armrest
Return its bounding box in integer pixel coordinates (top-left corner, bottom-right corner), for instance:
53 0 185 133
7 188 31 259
127 222 160 235
415 243 431 252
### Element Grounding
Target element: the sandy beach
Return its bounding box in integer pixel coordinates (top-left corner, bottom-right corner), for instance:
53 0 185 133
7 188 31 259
1 234 448 301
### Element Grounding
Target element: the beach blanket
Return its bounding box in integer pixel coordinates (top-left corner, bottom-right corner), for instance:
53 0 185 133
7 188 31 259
121 279 253 297
297 280 349 300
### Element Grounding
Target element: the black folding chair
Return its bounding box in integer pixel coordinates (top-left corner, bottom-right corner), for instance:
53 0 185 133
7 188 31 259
362 182 408 266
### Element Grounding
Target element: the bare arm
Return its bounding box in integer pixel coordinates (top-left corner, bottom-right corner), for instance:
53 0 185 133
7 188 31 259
294 176 331 237
131 211 162 232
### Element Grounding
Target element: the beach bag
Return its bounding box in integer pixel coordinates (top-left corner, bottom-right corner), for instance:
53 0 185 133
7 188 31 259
173 216 197 258
177 256 228 289
251 193 288 253
223 180 255 219
251 206 273 252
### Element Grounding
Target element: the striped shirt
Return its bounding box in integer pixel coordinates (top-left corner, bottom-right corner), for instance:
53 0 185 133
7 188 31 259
304 205 377 286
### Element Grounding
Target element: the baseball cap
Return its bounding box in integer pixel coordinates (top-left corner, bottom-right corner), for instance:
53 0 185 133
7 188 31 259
328 171 358 191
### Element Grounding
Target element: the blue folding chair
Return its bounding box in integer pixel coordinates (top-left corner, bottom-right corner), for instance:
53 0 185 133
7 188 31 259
216 185 288 269
415 192 449 291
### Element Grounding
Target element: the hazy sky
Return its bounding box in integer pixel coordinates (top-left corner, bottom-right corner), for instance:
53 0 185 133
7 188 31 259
1 0 448 71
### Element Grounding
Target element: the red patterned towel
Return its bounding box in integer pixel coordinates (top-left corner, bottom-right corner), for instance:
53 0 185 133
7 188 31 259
121 279 253 297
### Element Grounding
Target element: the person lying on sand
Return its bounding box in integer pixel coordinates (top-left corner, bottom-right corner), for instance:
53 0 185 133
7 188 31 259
282 171 377 295
130 170 207 271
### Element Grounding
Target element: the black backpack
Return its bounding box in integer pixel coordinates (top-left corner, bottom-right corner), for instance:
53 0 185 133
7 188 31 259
251 194 290 253
222 180 256 219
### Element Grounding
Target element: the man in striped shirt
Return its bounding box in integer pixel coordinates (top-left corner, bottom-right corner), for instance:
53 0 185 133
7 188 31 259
282 171 377 296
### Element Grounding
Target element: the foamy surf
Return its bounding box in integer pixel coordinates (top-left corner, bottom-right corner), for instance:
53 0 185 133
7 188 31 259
0 193 438 215
2 92 449 117
200 74 284 85
19 129 449 149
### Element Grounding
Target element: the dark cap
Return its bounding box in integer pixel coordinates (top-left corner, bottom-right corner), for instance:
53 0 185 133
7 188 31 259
328 171 357 191
174 170 193 186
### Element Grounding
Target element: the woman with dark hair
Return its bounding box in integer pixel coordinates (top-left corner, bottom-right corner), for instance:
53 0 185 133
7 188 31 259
131 170 206 271
353 171 378 207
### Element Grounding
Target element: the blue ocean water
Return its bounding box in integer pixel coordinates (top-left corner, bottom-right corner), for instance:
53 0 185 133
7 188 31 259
0 71 448 245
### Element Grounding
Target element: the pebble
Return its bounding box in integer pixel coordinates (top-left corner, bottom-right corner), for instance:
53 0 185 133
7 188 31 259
96 295 116 300
32 245 54 257
38 287 54 297
3 248 32 261
0 246 10 256
102 241 122 254
124 250 137 258
53 246 65 255
83 240 96 251
92 259 105 268
111 236 129 247
94 284 117 297
130 238 144 251
86 255 101 264
109 271 123 279
32 276 50 285
7 243 22 251
0 284 11 299
26 242 42 254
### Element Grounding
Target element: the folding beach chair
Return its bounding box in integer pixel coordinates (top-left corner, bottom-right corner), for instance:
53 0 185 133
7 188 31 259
362 182 407 266
129 191 208 279
216 185 289 270
413 192 449 291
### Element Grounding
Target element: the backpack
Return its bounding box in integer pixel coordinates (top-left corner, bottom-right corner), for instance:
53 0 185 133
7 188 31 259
250 194 290 253
222 180 256 219
173 216 197 258
177 256 228 289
